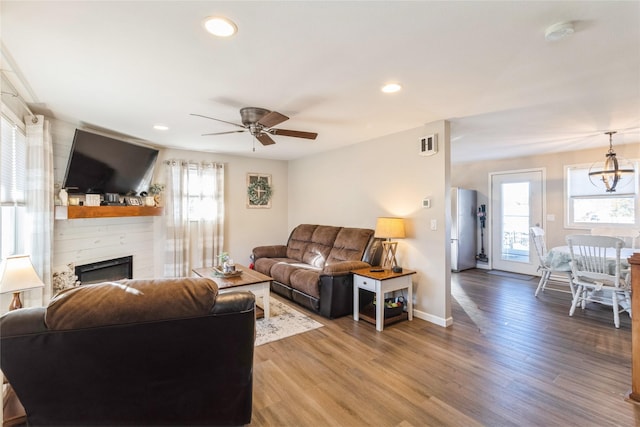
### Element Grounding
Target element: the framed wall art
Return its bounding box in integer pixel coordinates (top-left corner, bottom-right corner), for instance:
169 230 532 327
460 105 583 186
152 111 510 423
246 173 272 209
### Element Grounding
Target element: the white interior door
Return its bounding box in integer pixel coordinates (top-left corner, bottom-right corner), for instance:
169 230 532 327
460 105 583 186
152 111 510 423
490 169 544 275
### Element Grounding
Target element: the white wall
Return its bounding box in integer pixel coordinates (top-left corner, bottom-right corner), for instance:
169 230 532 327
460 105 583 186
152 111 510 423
288 121 453 326
51 119 289 294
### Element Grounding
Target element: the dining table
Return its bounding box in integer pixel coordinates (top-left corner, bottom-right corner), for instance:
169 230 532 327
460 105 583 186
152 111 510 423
545 245 639 272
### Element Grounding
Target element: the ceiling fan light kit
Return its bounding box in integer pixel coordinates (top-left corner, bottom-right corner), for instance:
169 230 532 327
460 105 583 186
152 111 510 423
192 107 318 147
588 131 635 192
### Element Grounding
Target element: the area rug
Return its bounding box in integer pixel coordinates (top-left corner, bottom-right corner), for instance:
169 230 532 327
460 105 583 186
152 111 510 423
255 298 324 346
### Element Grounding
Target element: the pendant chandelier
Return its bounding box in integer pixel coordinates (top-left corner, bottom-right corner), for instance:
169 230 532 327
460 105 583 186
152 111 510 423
588 131 634 192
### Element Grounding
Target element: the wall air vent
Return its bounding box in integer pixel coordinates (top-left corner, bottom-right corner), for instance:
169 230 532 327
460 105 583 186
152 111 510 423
419 134 437 156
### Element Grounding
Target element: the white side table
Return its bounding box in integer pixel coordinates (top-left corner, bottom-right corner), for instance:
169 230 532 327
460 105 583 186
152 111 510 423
352 267 415 331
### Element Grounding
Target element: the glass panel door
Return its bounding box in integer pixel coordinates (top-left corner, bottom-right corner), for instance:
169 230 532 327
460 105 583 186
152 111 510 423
490 170 544 275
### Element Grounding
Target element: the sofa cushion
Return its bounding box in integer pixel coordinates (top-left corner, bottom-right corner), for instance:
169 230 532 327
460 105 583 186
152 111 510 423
45 278 219 330
302 225 341 268
286 224 318 261
271 261 320 285
289 269 321 299
326 227 375 265
254 257 286 276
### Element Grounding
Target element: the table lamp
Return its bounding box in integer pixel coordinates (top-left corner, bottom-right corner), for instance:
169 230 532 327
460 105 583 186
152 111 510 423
374 217 406 269
0 254 45 310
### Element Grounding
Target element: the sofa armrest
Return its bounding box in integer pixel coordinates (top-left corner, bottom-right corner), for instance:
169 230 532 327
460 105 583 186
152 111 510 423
211 292 255 315
0 307 47 337
253 245 287 259
322 260 371 277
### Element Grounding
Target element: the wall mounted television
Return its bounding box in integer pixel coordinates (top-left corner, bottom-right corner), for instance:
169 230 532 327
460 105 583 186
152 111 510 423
63 129 159 195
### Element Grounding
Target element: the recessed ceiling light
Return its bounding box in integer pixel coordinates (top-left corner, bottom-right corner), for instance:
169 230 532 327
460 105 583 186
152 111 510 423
381 83 402 93
153 124 169 131
203 16 237 37
544 22 574 41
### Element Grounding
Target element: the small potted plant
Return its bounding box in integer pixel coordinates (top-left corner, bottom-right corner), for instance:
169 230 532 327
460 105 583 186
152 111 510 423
148 183 165 207
217 252 235 273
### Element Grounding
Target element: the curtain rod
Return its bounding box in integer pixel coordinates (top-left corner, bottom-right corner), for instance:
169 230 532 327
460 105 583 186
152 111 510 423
1 90 38 123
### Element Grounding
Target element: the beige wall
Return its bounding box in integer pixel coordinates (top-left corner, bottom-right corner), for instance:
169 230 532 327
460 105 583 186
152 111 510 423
451 142 640 253
288 121 453 326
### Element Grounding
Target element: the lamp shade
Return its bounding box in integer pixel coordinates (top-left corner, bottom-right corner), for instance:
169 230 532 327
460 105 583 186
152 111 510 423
0 255 45 294
374 217 406 239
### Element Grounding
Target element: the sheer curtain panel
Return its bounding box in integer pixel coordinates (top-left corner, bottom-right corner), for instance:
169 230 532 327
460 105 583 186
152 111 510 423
25 115 54 303
164 160 224 277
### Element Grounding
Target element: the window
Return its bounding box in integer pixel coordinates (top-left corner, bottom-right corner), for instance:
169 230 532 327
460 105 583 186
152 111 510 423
186 164 218 220
0 112 27 259
566 162 639 228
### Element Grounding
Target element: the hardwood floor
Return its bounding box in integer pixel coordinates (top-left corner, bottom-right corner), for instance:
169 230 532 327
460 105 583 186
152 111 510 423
251 269 639 426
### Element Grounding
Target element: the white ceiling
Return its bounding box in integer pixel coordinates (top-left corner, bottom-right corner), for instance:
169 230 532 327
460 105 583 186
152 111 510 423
1 1 639 163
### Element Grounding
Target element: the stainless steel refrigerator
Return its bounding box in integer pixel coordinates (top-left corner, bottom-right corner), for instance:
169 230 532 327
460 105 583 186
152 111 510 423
451 187 477 272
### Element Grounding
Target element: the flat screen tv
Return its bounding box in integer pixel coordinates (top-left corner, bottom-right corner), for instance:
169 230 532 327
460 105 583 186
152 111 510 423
63 129 159 195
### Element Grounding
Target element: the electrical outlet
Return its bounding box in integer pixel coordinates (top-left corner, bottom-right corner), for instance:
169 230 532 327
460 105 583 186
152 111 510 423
431 219 437 230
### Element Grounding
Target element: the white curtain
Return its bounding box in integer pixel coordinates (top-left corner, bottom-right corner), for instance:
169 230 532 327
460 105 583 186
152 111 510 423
164 160 224 277
25 115 54 303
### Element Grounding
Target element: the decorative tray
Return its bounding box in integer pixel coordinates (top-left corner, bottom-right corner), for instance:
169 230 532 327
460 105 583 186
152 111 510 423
212 267 242 278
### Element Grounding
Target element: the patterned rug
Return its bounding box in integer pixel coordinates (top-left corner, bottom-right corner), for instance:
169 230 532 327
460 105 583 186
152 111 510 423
255 298 324 346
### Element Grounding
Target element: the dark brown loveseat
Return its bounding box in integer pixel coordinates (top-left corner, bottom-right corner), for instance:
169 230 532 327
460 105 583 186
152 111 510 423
0 278 255 426
252 224 381 318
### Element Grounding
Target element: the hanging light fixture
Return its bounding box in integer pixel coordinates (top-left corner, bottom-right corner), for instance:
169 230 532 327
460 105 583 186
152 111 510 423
588 131 635 192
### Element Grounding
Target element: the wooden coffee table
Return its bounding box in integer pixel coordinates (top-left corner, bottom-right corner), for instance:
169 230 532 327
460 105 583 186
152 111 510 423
192 264 272 319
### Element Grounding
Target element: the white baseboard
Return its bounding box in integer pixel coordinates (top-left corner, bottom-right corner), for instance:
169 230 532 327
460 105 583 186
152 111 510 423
412 309 453 327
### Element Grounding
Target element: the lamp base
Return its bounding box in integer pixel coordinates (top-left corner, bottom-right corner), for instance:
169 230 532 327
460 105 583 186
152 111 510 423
381 241 398 269
9 292 22 311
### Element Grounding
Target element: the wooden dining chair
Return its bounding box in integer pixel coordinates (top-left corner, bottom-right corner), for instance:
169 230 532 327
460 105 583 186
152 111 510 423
530 227 574 297
566 234 631 328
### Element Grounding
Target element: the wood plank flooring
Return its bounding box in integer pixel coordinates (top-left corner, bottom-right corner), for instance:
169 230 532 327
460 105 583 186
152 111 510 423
251 269 639 426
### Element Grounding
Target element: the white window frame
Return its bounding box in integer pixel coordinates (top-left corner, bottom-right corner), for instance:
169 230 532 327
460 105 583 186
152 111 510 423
565 161 639 229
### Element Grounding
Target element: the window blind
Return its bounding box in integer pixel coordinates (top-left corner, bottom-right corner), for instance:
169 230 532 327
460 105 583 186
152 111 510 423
567 164 636 197
0 114 26 205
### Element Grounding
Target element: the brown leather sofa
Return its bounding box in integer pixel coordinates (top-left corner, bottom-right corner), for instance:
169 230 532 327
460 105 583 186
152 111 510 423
0 277 255 426
252 224 381 318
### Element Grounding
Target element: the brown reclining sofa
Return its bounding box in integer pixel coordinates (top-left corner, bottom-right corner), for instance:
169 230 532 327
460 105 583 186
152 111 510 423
252 224 382 318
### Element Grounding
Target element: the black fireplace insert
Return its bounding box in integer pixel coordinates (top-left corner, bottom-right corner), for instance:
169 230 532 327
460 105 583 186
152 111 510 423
75 256 133 285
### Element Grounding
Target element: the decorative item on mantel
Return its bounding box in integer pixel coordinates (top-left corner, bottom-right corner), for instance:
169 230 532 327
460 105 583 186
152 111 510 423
247 173 272 208
53 263 80 295
59 188 69 206
148 183 165 207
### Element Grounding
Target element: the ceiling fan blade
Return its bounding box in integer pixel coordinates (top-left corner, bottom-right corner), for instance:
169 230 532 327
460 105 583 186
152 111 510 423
190 113 246 129
202 130 246 136
258 111 289 128
256 133 276 146
269 128 318 140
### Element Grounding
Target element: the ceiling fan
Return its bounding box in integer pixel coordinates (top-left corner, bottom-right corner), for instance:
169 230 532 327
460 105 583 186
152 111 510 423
191 107 318 146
